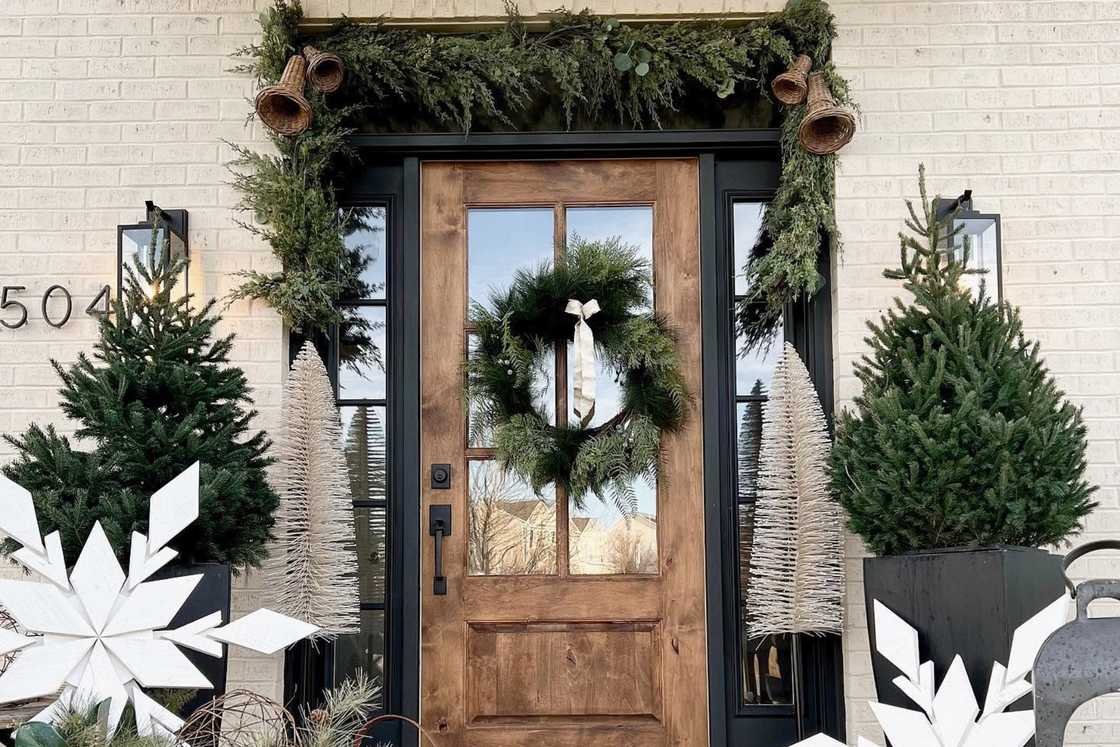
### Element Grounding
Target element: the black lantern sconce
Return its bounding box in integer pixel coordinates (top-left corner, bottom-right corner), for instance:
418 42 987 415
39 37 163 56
935 190 1003 303
117 201 189 300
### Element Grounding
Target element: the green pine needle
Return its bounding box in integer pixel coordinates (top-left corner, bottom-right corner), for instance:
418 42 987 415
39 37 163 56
233 0 850 344
830 166 1097 555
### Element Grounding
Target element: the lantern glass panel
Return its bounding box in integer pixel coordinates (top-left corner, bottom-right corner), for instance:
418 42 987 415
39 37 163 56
950 215 1000 302
119 225 187 299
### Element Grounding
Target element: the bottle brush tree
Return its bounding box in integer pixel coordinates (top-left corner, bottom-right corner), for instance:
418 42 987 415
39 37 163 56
831 166 1096 556
3 250 279 568
266 342 360 639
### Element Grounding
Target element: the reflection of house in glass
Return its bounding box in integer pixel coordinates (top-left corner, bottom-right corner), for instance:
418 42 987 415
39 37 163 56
467 462 658 577
469 496 557 576
572 512 658 575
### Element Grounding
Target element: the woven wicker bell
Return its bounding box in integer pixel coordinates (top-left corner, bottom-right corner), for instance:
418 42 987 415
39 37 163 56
771 54 812 106
255 55 312 136
798 72 856 155
304 45 345 93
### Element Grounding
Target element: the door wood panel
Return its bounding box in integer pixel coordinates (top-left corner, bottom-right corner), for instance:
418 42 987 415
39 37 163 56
420 159 706 746
467 622 661 722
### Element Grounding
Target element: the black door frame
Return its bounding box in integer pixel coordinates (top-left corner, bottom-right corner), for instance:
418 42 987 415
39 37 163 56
702 157 844 745
286 129 843 747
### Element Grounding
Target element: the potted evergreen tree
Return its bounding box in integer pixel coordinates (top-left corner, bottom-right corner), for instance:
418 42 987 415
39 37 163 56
830 167 1096 710
3 251 279 710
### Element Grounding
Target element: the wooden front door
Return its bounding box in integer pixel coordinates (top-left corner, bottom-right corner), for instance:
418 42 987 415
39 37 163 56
419 159 706 746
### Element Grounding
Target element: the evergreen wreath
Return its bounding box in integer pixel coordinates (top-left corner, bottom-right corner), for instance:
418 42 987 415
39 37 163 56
233 0 852 350
468 238 688 515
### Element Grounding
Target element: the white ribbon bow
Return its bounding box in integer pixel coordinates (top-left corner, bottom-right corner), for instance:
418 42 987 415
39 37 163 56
565 298 600 427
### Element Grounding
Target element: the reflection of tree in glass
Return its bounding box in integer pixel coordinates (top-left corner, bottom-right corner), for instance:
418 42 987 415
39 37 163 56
606 520 657 574
737 382 765 500
338 307 385 381
340 207 386 298
468 463 554 576
734 382 793 707
343 407 387 601
737 388 763 628
338 207 386 378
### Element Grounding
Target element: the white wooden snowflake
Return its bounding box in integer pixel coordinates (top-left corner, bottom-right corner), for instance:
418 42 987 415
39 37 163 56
790 595 1068 747
0 463 318 739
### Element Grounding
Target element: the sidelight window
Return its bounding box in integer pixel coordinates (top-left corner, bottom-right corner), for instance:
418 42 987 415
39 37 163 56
331 206 389 707
731 201 795 708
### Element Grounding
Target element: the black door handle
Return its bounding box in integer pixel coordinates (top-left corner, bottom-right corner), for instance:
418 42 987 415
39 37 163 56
429 504 452 595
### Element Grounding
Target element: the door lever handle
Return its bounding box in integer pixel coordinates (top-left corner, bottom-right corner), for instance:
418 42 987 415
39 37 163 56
429 504 452 595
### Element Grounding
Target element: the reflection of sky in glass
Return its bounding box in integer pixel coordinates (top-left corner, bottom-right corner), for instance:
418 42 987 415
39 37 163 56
736 324 781 397
470 459 555 507
567 206 653 259
338 306 386 400
733 202 766 296
342 207 387 298
571 482 656 528
468 208 554 312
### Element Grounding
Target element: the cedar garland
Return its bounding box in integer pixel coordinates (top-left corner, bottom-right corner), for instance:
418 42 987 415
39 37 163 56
233 0 853 349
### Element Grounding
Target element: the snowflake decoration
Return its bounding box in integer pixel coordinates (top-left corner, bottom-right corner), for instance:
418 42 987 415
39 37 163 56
790 595 1069 747
0 463 318 739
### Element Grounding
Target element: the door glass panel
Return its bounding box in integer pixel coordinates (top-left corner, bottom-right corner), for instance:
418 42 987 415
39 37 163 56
341 405 387 502
468 208 554 313
468 334 555 448
355 505 387 603
339 306 387 399
341 206 387 299
333 608 385 696
570 491 658 575
468 460 557 575
733 202 766 296
564 206 657 575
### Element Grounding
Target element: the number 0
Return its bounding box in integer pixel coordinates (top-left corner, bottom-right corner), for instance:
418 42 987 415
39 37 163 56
42 285 73 328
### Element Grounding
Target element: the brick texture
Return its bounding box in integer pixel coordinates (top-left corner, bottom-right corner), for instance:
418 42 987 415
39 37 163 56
833 1 1120 744
2 1 1119 743
0 0 283 701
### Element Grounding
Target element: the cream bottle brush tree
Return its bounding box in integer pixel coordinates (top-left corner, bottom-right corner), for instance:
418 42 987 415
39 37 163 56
746 342 844 637
266 342 360 639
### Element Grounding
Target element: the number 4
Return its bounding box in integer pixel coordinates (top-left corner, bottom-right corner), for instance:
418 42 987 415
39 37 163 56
86 284 111 317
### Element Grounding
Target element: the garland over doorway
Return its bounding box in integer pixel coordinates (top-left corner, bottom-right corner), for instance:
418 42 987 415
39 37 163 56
234 0 854 350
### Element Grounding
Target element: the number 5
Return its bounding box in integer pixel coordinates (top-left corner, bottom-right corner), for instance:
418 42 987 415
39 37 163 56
0 286 27 329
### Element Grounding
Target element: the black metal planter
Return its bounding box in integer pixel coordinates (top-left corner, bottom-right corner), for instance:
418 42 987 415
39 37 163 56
151 562 232 717
863 546 1064 723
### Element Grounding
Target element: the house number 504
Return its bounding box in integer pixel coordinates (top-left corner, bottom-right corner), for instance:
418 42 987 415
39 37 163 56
0 284 111 329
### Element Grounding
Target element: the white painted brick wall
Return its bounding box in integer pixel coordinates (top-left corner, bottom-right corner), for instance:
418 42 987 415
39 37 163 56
834 1 1120 744
3 0 1120 743
0 0 283 701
